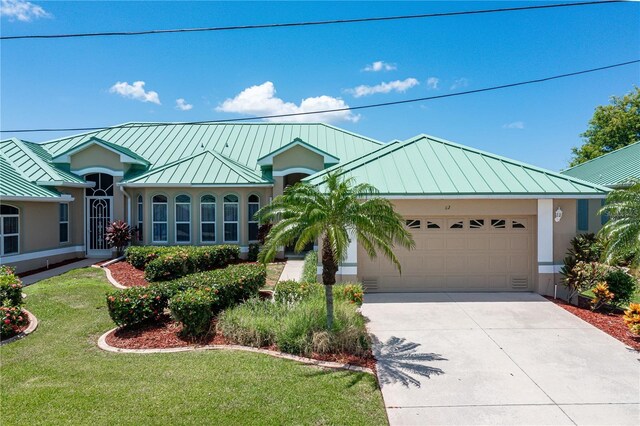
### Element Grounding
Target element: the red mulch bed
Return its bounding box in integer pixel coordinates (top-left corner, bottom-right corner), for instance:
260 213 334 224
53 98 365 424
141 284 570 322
546 297 640 351
106 261 149 287
105 316 376 369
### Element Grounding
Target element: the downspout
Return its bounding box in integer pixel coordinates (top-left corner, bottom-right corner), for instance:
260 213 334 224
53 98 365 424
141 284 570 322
118 184 131 226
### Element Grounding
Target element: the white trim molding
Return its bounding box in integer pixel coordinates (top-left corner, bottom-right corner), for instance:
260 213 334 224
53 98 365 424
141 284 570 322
121 183 273 188
538 264 563 274
72 167 124 177
537 199 554 268
0 245 85 264
272 167 319 177
0 195 74 202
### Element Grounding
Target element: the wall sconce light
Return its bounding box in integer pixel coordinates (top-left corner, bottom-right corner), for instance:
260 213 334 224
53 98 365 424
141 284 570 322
555 207 563 223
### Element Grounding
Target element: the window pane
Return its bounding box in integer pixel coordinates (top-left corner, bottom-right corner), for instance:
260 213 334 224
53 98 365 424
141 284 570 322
137 202 143 222
201 195 215 203
224 204 238 221
153 195 167 203
248 203 259 220
175 204 190 222
153 204 167 221
59 204 68 221
201 223 215 242
248 194 259 202
176 194 190 203
201 204 215 222
153 223 167 241
248 223 259 241
0 205 18 215
59 223 69 243
4 236 18 254
224 194 238 203
224 223 238 241
176 223 190 242
3 217 18 234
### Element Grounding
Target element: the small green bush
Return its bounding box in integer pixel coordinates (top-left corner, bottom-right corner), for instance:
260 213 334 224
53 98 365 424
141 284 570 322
168 288 217 336
0 266 23 307
335 283 364 306
0 306 28 339
125 246 172 269
302 251 318 283
247 243 260 262
605 269 638 307
106 286 166 327
142 245 241 282
274 280 322 304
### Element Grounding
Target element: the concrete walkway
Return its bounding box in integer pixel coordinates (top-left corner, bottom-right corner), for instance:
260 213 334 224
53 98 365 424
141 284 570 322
21 258 102 286
278 260 305 282
362 292 640 426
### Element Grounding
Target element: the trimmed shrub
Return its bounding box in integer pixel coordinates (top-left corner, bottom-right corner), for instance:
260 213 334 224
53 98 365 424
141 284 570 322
0 306 28 339
125 246 172 269
335 283 364 306
605 269 638 307
142 245 241 282
168 288 217 336
302 251 318 283
106 286 166 327
247 243 260 262
274 280 323 304
0 266 22 307
623 303 640 335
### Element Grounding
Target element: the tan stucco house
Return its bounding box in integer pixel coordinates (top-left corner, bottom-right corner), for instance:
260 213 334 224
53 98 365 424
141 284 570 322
0 123 609 296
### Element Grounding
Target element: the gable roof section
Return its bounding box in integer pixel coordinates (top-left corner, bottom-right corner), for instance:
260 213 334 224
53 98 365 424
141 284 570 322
40 123 382 174
560 142 640 187
305 135 610 197
0 138 87 187
123 150 271 186
0 152 72 201
51 136 150 166
256 137 340 166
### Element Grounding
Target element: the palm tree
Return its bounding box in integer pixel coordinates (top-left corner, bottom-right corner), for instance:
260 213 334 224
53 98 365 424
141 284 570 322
257 171 415 329
599 180 640 267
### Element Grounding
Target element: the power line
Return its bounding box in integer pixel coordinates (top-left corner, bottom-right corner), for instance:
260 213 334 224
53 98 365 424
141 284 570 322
3 59 638 135
0 1 623 41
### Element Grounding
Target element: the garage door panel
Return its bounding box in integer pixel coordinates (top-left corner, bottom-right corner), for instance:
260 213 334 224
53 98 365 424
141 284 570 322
426 237 445 250
467 254 490 272
468 237 489 250
510 236 530 250
489 237 508 250
445 238 466 250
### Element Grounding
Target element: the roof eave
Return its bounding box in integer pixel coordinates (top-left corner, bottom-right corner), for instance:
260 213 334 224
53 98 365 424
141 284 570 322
0 194 75 202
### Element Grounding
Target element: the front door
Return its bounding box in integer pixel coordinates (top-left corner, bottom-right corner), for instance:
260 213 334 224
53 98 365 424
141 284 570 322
86 197 112 257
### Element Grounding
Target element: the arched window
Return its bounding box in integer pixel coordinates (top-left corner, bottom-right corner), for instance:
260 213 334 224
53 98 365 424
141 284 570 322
200 195 216 243
175 194 191 243
0 204 19 255
137 195 143 240
248 194 260 242
85 173 114 197
152 195 168 243
223 194 239 243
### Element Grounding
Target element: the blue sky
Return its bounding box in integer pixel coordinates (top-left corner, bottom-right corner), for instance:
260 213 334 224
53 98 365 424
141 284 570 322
1 0 639 171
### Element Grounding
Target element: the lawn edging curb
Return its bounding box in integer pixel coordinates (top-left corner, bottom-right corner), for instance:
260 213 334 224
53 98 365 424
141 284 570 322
93 263 127 289
97 327 374 375
0 309 38 346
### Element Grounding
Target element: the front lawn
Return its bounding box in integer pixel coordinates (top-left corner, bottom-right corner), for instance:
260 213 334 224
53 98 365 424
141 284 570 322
0 268 387 425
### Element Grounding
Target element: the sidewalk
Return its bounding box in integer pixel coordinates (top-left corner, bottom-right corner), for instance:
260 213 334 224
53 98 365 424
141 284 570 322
278 260 304 282
21 258 103 286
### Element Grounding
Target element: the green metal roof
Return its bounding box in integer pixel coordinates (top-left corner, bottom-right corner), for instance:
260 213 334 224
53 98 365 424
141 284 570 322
304 135 610 197
560 142 640 187
41 123 382 174
123 150 271 186
0 138 86 186
0 152 63 199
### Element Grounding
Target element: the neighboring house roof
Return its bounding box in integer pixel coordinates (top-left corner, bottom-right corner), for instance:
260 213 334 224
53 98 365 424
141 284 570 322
560 141 640 187
304 135 609 197
123 150 271 186
0 138 87 187
256 137 340 166
0 152 71 201
51 136 150 166
40 123 383 174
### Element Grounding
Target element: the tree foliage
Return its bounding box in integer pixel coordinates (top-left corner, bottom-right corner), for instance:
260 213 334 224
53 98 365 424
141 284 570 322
599 181 640 267
570 87 640 166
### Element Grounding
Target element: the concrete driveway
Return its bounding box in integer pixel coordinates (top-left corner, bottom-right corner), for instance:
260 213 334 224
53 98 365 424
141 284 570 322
362 292 640 426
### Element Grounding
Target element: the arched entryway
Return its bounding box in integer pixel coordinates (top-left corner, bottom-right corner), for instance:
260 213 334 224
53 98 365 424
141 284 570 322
85 173 114 257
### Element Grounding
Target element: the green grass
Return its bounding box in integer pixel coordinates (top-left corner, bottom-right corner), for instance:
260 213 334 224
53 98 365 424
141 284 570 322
0 268 387 425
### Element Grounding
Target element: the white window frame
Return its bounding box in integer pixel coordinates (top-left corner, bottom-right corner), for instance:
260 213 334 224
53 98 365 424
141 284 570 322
223 194 239 243
151 195 168 243
0 205 20 256
175 194 191 243
200 194 216 243
247 194 260 242
137 194 143 241
59 203 69 244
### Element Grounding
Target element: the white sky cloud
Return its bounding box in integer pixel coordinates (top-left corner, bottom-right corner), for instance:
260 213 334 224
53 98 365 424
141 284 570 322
426 77 440 90
216 81 359 123
348 78 419 98
450 78 469 90
175 98 193 111
109 81 160 105
0 0 50 21
363 61 397 72
502 121 525 129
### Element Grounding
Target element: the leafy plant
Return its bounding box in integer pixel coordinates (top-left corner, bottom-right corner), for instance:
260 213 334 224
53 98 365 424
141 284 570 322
563 261 611 303
139 245 241 281
605 269 638 307
599 181 640 268
168 288 217 337
0 266 22 307
105 220 132 257
302 251 318 283
105 286 166 327
336 283 364 306
256 223 272 245
560 233 606 302
257 171 413 329
591 282 614 311
623 303 640 335
0 306 28 339
274 280 323 304
247 243 260 262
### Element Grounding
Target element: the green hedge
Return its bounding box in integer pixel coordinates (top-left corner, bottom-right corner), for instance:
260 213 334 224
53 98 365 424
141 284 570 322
168 288 217 336
302 251 318 283
125 245 241 282
106 263 266 328
0 266 23 307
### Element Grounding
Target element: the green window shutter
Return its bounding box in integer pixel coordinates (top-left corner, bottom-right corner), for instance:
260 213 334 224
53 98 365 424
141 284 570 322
577 200 589 231
600 199 608 226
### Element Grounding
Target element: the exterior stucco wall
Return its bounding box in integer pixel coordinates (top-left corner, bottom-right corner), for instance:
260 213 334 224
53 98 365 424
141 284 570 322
70 144 128 173
553 199 578 264
587 199 604 233
273 145 324 173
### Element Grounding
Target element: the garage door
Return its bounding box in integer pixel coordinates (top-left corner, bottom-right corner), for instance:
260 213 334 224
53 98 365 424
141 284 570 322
359 216 535 292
